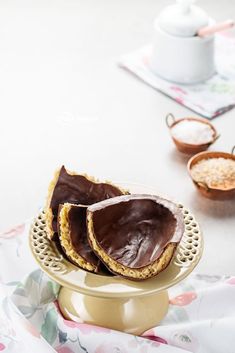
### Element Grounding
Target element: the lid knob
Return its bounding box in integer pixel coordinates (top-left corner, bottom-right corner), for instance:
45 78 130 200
176 0 194 14
157 0 209 37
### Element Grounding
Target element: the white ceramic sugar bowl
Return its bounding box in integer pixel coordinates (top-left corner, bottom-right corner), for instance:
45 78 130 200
150 0 215 84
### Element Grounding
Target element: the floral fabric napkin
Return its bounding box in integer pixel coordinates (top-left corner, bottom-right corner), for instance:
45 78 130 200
119 32 235 119
0 222 235 353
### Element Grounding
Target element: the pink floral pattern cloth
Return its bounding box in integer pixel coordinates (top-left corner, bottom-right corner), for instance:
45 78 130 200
119 31 235 118
0 222 235 353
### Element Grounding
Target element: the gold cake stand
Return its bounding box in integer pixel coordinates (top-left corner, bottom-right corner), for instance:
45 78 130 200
29 183 203 335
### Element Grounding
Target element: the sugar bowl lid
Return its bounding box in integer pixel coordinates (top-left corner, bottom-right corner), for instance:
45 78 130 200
157 0 209 37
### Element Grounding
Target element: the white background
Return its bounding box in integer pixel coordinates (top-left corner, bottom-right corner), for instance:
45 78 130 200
0 0 235 275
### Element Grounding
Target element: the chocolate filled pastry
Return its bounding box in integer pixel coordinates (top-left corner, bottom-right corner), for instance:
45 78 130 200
46 166 127 240
58 203 101 273
87 194 184 280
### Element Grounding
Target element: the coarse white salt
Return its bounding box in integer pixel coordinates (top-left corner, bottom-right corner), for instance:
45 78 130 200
171 120 214 144
191 157 235 190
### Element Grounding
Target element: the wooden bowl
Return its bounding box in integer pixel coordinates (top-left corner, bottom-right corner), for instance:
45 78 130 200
187 147 235 200
166 113 219 154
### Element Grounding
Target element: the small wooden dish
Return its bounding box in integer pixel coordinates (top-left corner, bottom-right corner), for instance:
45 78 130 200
166 113 219 154
187 147 235 200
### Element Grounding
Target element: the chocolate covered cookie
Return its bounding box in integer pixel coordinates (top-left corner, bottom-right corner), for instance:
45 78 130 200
87 194 184 280
46 166 127 240
58 203 101 272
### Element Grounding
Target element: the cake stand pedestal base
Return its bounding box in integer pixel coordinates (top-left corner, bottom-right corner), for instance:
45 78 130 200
58 286 169 335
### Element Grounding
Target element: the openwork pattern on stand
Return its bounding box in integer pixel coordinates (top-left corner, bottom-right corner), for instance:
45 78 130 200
174 204 202 267
30 210 68 274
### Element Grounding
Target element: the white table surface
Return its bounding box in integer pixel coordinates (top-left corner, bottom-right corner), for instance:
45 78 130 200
0 0 235 276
